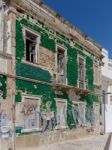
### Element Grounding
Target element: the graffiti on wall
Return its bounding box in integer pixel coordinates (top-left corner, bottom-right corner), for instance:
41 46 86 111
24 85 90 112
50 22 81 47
20 97 40 129
15 97 100 133
16 99 57 132
71 102 86 128
41 101 56 131
0 102 11 138
86 106 94 129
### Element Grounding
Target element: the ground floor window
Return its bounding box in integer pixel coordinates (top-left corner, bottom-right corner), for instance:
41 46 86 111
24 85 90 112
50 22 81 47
72 102 86 127
16 95 41 132
56 99 67 129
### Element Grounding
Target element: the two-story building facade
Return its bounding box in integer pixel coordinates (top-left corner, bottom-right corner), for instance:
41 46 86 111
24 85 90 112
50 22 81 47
0 0 103 149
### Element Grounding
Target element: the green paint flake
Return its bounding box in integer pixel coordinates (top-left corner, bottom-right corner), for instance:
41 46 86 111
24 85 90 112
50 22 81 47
86 56 94 90
80 94 99 107
0 75 7 99
16 20 25 61
40 32 55 52
16 62 52 83
15 92 22 103
16 79 56 111
67 100 76 129
67 47 78 86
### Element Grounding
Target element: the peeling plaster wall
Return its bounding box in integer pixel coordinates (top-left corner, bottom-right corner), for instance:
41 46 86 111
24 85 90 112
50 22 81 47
0 8 17 139
15 15 101 134
6 19 12 54
0 57 7 74
0 6 3 51
0 0 102 137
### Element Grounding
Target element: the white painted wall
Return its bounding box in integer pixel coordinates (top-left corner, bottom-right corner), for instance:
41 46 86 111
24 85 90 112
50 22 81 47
101 48 112 133
104 86 112 133
102 49 112 80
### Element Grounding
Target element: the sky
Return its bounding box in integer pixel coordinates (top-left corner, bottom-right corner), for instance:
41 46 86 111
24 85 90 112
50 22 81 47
43 0 112 58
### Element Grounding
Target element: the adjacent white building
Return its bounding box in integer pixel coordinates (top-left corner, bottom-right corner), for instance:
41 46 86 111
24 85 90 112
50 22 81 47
101 48 112 133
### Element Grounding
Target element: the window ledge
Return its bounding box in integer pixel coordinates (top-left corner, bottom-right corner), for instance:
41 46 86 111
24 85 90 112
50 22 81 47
22 60 39 68
22 60 56 74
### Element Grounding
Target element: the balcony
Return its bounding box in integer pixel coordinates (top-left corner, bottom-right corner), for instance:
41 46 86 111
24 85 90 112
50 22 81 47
52 75 90 95
52 73 68 90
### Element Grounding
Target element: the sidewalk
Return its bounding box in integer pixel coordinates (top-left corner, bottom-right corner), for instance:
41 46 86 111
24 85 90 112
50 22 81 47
19 134 110 150
37 134 109 150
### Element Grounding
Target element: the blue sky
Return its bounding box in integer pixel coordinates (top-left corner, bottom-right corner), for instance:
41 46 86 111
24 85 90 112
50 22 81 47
43 0 112 58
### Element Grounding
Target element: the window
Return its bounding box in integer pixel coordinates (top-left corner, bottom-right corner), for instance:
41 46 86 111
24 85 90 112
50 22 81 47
21 95 41 131
25 30 39 63
78 57 85 88
56 99 67 129
57 46 66 84
94 65 100 85
72 101 86 127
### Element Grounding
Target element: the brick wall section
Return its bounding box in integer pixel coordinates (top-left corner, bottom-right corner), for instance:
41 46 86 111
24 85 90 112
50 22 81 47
39 46 56 72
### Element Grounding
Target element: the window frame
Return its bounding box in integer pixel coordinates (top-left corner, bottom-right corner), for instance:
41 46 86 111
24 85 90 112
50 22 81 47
21 94 41 133
77 55 85 89
72 101 86 127
55 45 67 85
55 98 67 129
23 27 40 64
93 63 100 85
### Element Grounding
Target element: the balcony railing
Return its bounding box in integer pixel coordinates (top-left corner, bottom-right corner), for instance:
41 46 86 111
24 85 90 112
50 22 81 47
57 74 66 85
78 80 87 89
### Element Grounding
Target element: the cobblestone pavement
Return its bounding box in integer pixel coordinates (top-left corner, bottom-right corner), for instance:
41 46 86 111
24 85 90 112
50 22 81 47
35 134 109 150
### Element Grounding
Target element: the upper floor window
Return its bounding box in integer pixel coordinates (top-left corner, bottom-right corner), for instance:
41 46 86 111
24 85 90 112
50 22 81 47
78 57 85 88
25 30 39 63
94 64 100 85
57 46 66 84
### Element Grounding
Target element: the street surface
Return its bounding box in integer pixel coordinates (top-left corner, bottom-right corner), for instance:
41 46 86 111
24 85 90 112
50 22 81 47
37 134 110 150
19 134 112 150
